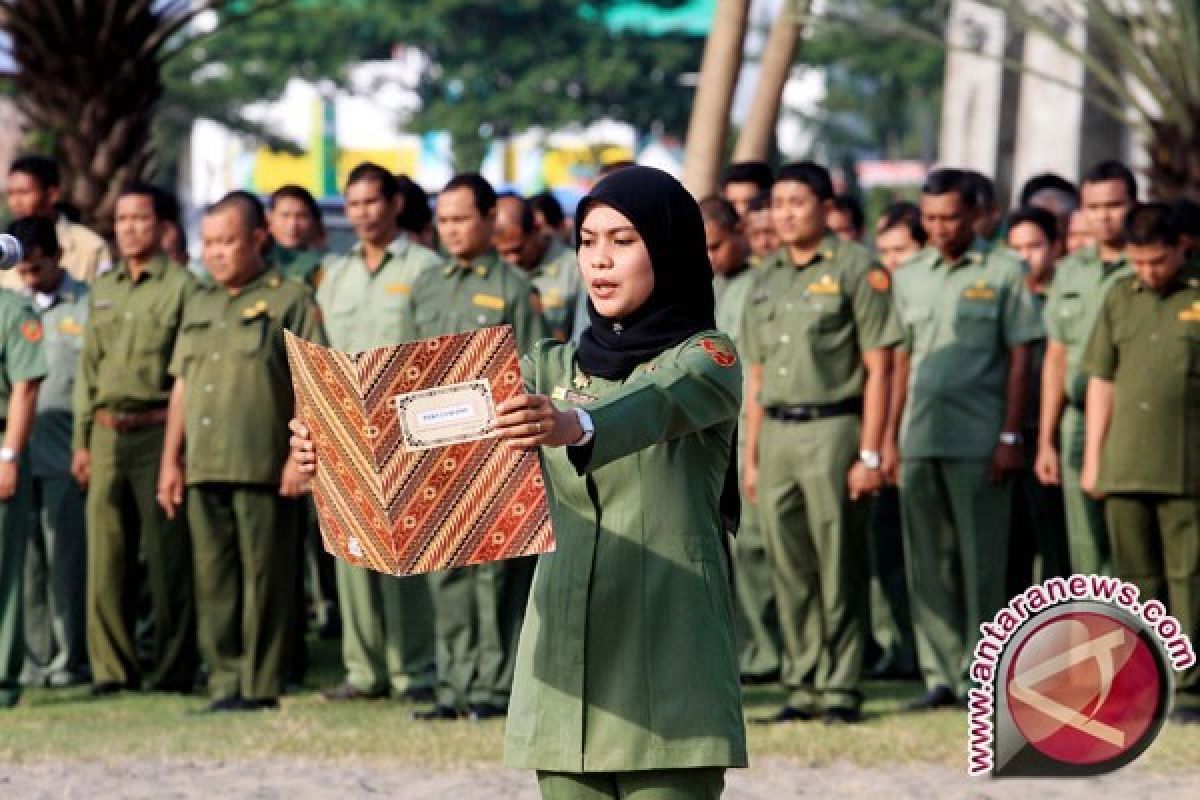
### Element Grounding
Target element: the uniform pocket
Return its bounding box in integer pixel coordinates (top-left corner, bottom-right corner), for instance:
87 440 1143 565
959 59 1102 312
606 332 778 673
954 302 998 348
238 317 268 354
1056 294 1085 342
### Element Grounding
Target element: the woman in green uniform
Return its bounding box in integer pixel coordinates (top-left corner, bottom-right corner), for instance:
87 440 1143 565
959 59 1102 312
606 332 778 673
290 167 746 798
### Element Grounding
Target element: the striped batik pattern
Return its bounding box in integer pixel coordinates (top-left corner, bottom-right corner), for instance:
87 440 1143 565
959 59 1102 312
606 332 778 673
284 325 555 575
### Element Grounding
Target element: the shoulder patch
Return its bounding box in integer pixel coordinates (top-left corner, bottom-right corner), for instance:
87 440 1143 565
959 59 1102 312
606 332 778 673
21 319 43 342
700 337 737 368
867 268 891 292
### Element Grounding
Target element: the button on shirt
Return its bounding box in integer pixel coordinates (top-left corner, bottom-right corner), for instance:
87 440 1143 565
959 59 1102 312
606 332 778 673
1080 262 1200 496
26 274 88 476
740 235 901 407
893 240 1045 459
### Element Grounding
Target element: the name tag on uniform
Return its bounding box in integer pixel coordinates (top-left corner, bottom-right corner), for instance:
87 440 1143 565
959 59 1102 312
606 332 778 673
93 299 113 310
806 275 840 295
963 281 996 301
58 317 84 336
386 283 411 295
472 293 505 311
551 386 597 404
1179 302 1200 321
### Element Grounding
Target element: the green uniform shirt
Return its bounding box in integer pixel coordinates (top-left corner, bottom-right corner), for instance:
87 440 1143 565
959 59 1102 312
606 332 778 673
168 268 326 485
317 236 442 353
0 288 49 414
740 235 902 406
713 264 755 345
400 250 549 353
72 254 198 449
893 240 1045 459
1080 262 1200 496
271 245 325 288
527 240 581 341
26 274 88 476
1043 246 1132 406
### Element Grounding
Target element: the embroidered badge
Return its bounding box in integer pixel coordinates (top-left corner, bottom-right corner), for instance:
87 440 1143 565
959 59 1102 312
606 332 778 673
963 280 997 301
267 274 281 288
542 289 564 308
58 317 83 336
242 300 269 319
21 320 43 342
386 283 410 295
555 386 597 404
572 373 592 390
1179 301 1200 322
807 274 841 295
472 293 505 311
867 268 891 292
701 338 737 367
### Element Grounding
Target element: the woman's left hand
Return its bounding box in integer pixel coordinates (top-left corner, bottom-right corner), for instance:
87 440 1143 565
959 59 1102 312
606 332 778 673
495 394 583 449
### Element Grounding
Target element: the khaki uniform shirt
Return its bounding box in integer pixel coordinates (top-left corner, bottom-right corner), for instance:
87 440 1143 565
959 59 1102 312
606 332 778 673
527 240 581 341
1080 262 1200 496
0 216 110 291
713 265 755 345
400 250 549 354
893 240 1045 459
1044 246 1132 407
0 289 49 420
317 236 441 352
169 268 326 485
740 235 902 407
26 274 88 476
505 333 747 772
72 254 198 449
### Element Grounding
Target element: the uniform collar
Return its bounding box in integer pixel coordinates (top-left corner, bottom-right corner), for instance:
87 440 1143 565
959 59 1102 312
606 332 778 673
214 265 282 296
932 237 990 271
442 249 501 279
115 252 169 283
777 233 839 270
350 234 412 267
530 239 568 279
21 271 84 308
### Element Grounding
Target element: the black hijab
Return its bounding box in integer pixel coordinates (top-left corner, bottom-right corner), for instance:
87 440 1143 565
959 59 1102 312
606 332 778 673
575 166 716 381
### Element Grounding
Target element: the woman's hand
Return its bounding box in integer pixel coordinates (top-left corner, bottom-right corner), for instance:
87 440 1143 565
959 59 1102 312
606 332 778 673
289 418 316 474
495 394 583 449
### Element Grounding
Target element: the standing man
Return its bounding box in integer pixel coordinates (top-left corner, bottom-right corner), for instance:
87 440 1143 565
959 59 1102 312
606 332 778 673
828 195 865 243
316 163 442 704
528 191 571 246
402 172 548 721
701 196 782 686
1080 203 1200 718
1035 161 1137 576
494 194 582 342
720 161 774 219
875 202 928 273
74 182 198 695
742 162 901 724
268 185 326 288
889 169 1043 709
4 155 110 287
9 218 90 688
158 192 325 712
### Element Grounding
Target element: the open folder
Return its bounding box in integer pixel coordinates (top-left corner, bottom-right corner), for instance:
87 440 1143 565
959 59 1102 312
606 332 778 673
285 325 555 576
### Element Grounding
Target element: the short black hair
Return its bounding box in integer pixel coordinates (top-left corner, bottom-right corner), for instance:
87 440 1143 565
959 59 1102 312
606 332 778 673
775 161 834 202
117 181 170 220
832 194 865 233
1007 206 1060 244
720 161 774 192
442 172 497 215
1018 173 1077 208
529 190 565 228
207 190 267 232
698 196 741 231
497 193 536 234
1123 202 1180 247
962 170 996 209
746 191 771 214
922 168 977 209
877 201 927 245
9 155 60 190
396 175 431 235
1170 197 1200 239
1082 160 1137 202
153 187 183 225
270 184 322 224
6 215 61 258
346 162 400 199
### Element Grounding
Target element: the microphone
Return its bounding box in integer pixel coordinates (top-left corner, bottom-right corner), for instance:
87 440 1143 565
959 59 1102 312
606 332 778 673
0 234 22 270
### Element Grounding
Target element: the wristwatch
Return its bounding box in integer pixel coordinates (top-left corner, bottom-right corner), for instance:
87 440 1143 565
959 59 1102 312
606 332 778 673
0 447 16 463
573 408 595 447
999 431 1023 446
859 449 881 470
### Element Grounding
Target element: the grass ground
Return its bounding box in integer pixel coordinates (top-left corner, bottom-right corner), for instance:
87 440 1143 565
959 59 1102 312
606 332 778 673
2 637 1198 770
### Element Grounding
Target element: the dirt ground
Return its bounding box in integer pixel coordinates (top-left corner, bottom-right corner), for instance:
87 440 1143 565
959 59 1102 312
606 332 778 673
1 759 1197 799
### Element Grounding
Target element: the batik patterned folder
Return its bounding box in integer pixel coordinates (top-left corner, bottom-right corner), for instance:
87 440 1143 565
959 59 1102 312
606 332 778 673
284 325 555 575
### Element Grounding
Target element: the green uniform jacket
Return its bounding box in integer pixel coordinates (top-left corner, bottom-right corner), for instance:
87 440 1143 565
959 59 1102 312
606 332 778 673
26 275 88 476
504 332 748 772
528 240 582 341
169 268 326 485
1080 262 1200 496
72 255 198 449
0 289 49 414
713 265 755 344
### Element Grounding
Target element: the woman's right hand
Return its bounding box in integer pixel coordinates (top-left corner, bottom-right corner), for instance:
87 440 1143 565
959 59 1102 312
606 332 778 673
289 418 316 474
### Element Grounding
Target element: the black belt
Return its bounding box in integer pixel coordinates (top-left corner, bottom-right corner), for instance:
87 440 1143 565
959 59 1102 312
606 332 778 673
765 398 862 423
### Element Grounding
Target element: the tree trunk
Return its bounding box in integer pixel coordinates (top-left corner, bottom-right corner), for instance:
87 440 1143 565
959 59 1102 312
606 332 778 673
733 0 808 163
681 0 751 197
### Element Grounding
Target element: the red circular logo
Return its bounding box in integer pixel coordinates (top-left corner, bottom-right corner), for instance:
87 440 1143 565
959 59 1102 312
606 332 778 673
1005 611 1164 766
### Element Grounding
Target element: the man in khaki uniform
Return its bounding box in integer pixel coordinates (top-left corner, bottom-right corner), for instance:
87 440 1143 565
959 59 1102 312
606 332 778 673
1036 161 1137 576
401 172 548 720
890 169 1043 709
317 164 442 704
158 192 325 711
742 163 901 724
74 183 198 694
494 194 582 341
268 185 326 288
5 156 110 287
9 218 90 687
1081 203 1200 720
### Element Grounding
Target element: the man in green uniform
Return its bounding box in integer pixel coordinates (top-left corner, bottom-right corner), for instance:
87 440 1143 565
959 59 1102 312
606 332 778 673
890 169 1043 709
1036 161 1137 576
402 172 548 721
700 196 781 685
9 218 89 687
495 194 582 342
0 248 47 708
316 163 442 704
268 185 326 288
742 162 901 724
1081 203 1200 720
158 192 324 711
73 182 199 694
719 161 773 220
